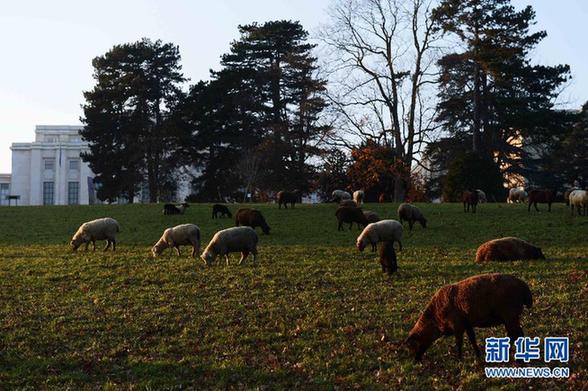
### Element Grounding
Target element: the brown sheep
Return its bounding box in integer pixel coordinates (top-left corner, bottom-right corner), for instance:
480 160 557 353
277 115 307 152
379 241 398 275
339 199 358 208
235 208 270 235
397 203 427 230
527 189 556 212
277 190 300 209
406 273 533 362
462 191 479 213
335 206 369 231
363 210 380 224
475 237 545 263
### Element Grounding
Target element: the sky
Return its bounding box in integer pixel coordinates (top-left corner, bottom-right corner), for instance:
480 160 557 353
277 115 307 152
0 0 586 173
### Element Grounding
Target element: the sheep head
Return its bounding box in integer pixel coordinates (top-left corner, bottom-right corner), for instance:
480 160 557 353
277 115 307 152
201 249 215 265
70 234 86 251
405 315 442 362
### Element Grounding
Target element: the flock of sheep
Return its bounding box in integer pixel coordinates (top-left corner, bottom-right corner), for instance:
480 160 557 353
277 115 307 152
67 186 586 362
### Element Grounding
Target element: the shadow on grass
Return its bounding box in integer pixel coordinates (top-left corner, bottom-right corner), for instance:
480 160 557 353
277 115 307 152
0 355 318 389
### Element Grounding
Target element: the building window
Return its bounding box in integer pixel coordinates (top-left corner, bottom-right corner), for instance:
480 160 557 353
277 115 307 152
44 158 55 170
43 182 55 205
69 159 80 170
0 183 9 205
46 136 57 143
68 182 79 205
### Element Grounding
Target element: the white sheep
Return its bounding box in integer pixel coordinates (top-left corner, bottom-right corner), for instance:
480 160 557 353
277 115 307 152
508 187 527 203
353 190 365 205
356 220 403 252
569 189 588 216
151 224 200 257
70 217 120 251
331 189 351 202
475 189 487 203
201 226 259 266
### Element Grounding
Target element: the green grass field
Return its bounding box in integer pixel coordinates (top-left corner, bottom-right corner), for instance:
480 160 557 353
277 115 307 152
0 202 586 390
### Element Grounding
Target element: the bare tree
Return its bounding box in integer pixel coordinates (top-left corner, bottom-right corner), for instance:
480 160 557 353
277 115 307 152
320 0 442 201
238 149 263 202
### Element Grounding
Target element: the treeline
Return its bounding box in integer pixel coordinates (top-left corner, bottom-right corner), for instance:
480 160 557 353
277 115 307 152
80 1 587 203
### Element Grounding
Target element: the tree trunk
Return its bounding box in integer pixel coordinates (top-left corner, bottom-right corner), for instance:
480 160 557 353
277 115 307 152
472 62 482 153
393 176 405 202
128 189 135 204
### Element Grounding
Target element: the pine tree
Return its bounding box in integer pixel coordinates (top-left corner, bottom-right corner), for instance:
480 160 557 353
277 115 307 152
182 21 329 199
432 0 571 177
81 38 186 202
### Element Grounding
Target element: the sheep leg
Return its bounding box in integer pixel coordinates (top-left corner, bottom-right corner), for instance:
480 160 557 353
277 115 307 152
191 245 197 258
408 221 413 231
103 240 110 251
338 221 343 231
505 320 524 341
225 255 230 266
505 320 524 362
389 251 397 274
465 325 481 360
174 246 181 256
85 241 90 251
92 240 96 251
239 251 249 265
371 243 376 252
455 331 464 359
112 240 116 251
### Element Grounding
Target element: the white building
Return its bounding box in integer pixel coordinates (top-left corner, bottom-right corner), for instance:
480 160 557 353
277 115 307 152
2 125 196 206
8 125 95 205
0 173 11 205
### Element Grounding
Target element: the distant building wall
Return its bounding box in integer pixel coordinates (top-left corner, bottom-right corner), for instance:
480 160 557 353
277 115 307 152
10 125 94 206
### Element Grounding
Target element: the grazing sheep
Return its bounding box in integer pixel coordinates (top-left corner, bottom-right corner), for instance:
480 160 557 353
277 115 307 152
475 237 545 263
151 224 200 258
363 210 380 224
277 190 300 209
339 199 358 208
200 226 258 266
212 204 232 219
406 273 532 361
563 189 578 206
462 191 479 213
70 217 120 251
475 189 487 203
397 203 427 231
331 189 352 203
356 220 403 252
379 241 398 275
569 189 588 216
508 187 527 203
378 193 387 203
353 190 365 205
527 189 556 212
235 208 270 234
163 203 189 215
336 206 369 231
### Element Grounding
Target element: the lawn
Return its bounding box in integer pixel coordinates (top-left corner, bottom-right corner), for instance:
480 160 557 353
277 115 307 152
0 202 586 390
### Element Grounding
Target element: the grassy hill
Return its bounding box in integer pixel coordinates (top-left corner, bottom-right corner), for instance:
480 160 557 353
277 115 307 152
0 202 586 389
